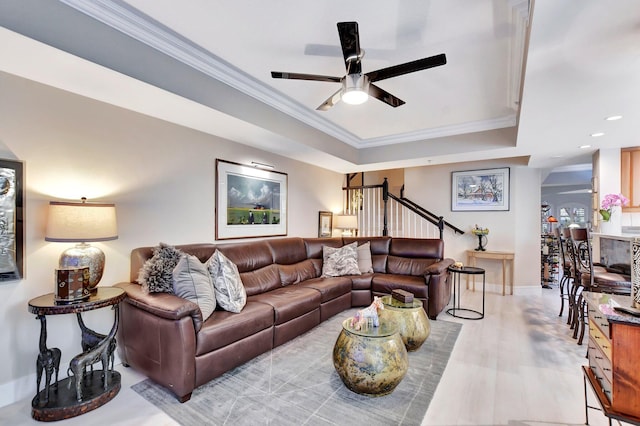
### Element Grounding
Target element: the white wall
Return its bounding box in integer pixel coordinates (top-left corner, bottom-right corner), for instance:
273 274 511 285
405 163 541 292
0 73 344 405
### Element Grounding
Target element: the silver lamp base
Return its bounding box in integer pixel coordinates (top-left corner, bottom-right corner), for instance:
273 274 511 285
59 243 105 291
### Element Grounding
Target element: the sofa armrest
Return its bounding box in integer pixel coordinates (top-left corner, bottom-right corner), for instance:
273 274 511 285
424 258 455 275
423 258 455 320
115 282 204 332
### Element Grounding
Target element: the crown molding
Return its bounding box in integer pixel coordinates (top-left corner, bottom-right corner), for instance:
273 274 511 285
60 0 362 145
507 0 530 110
361 114 517 147
60 0 522 151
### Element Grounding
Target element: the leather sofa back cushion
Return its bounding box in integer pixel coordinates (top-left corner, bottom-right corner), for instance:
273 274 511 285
372 254 388 273
267 238 307 265
343 237 391 255
278 259 318 286
387 255 437 276
240 264 281 296
216 241 272 273
390 238 443 259
304 238 343 259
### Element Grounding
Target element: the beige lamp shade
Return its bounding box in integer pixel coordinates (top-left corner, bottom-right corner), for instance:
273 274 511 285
334 214 358 236
334 214 358 230
45 199 118 292
45 201 118 242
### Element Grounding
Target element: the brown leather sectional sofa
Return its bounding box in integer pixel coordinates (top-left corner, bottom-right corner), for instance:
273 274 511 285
115 236 454 402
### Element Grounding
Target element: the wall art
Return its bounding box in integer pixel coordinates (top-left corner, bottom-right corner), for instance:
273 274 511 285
215 159 287 239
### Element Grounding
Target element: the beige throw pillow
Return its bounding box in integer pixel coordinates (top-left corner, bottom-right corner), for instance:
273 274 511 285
357 241 374 273
172 254 216 321
207 250 247 313
322 242 361 277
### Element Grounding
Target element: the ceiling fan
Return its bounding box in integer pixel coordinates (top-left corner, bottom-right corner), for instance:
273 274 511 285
271 21 446 111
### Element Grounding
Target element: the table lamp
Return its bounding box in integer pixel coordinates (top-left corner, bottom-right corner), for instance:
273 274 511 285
334 214 358 237
45 197 118 291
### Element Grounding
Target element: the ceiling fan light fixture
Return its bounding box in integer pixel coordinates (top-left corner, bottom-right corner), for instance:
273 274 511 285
341 74 369 105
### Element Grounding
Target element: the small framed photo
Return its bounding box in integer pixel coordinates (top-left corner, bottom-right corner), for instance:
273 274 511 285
318 211 333 237
451 167 510 211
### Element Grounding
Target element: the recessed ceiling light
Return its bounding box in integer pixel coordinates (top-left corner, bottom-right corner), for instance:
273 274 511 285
605 115 623 121
551 155 564 158
579 145 591 149
590 132 605 137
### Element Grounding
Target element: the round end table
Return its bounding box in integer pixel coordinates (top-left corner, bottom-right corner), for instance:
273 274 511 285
332 318 408 396
447 266 485 320
379 295 430 351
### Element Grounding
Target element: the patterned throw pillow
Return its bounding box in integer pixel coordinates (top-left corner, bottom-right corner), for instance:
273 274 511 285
322 242 361 277
207 250 247 313
172 254 216 321
138 243 182 293
357 241 374 273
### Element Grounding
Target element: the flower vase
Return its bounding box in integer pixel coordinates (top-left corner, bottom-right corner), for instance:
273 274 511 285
599 207 621 235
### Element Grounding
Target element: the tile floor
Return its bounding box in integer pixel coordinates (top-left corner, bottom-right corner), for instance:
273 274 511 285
0 286 614 426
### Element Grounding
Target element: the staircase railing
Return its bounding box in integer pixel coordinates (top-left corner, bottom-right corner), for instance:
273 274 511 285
342 178 465 239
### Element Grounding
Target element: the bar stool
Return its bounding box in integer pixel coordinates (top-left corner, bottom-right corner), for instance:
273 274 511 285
555 227 573 317
569 227 631 345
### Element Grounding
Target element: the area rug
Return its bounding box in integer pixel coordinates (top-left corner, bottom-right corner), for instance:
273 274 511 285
132 309 461 426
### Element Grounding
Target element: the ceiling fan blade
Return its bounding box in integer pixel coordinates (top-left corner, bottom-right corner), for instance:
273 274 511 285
316 89 342 111
271 71 341 83
366 53 446 82
369 84 405 108
337 21 362 75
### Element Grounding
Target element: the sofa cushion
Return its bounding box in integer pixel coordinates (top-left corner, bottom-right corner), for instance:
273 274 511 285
351 273 373 290
357 242 374 273
248 287 321 325
390 238 443 258
240 264 281 296
172 254 216 321
278 259 318 286
195 301 274 355
267 237 307 265
207 250 247 313
387 255 437 276
322 242 361 277
299 276 352 303
138 243 182 293
216 241 273 273
304 237 343 259
372 274 429 299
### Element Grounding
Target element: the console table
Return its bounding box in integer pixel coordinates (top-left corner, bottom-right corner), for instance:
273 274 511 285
28 287 126 422
466 250 514 295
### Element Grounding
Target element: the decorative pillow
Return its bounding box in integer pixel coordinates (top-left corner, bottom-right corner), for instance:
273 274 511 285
357 241 374 274
322 242 361 277
207 250 247 313
138 243 182 293
172 254 216 321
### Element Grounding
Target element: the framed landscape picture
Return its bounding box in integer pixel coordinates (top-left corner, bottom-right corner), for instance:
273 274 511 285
451 167 510 211
215 159 287 240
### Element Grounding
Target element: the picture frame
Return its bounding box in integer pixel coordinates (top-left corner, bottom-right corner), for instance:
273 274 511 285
215 159 287 240
318 211 333 237
0 159 24 281
451 167 510 211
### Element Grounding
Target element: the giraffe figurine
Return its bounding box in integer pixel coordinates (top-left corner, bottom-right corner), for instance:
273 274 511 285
35 315 61 405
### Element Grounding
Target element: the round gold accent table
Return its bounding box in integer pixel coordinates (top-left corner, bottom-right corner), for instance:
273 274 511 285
379 295 431 351
332 319 408 396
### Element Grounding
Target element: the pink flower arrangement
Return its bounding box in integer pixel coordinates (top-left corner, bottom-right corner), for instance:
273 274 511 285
599 193 629 221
